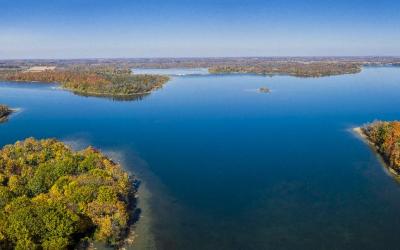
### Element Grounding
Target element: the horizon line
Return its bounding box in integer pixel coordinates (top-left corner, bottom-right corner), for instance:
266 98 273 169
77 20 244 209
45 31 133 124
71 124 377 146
1 55 400 61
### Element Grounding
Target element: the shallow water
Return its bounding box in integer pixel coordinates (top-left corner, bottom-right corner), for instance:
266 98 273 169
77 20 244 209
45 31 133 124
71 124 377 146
1 67 400 249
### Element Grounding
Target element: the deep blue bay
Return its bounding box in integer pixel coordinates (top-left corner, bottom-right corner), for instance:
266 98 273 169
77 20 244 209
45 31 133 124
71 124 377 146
1 67 400 249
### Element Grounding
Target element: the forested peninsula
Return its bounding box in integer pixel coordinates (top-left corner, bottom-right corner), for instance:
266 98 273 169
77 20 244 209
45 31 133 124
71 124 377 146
356 121 400 175
0 105 12 122
0 138 137 249
0 67 169 98
209 62 362 77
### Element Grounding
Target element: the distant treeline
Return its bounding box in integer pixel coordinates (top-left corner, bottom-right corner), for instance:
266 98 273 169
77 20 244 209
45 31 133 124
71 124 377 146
1 68 169 97
1 56 400 69
208 62 362 77
0 138 137 249
362 121 400 172
1 57 400 80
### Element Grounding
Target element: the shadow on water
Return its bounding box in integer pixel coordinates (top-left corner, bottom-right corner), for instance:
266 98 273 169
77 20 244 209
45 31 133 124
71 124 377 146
0 108 22 124
70 91 151 101
0 117 9 124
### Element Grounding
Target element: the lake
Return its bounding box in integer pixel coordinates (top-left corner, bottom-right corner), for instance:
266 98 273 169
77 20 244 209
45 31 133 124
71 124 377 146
1 67 400 249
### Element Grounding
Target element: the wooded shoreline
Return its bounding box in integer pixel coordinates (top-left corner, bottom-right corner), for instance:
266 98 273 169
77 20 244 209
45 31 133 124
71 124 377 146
354 122 400 178
0 68 169 99
0 105 12 122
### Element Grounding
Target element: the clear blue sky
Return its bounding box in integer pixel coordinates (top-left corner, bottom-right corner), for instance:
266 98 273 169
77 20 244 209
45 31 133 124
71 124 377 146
1 0 399 59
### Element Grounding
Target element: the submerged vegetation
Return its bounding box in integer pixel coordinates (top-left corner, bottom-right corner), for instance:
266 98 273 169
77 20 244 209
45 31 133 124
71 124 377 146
0 105 12 122
1 67 169 98
360 121 400 173
0 138 136 249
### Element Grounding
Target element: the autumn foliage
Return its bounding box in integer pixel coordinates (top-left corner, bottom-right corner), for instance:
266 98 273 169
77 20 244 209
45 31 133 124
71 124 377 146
0 105 12 119
362 121 400 171
0 138 136 249
6 69 169 97
209 62 362 77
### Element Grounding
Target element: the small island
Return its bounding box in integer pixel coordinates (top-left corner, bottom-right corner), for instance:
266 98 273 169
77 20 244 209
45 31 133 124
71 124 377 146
1 67 169 99
258 87 270 93
0 105 12 122
355 121 400 176
0 138 137 249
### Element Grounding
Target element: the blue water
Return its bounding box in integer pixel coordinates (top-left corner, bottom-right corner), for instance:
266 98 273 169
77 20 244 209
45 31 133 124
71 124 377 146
1 67 400 249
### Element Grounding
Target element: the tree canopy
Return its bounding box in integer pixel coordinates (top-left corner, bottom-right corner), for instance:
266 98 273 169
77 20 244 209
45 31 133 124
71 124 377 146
0 138 136 249
362 121 400 171
3 68 169 98
0 105 12 120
